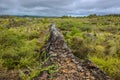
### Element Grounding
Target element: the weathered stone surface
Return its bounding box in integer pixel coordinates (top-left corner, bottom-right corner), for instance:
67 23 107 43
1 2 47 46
38 24 111 80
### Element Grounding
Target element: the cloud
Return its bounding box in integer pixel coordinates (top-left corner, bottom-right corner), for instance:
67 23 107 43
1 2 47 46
0 0 120 16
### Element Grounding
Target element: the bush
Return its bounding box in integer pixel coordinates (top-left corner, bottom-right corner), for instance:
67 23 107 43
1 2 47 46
69 36 88 59
90 56 120 80
58 21 74 31
0 27 39 69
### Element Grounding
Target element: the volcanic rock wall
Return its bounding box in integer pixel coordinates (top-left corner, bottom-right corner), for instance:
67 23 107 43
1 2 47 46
38 24 111 80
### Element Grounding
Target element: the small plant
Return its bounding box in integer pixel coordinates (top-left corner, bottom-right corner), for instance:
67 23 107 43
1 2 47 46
19 51 59 80
89 56 120 79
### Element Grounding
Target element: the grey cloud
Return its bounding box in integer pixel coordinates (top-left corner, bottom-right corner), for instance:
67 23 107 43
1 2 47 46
75 0 120 9
0 0 120 16
20 0 74 8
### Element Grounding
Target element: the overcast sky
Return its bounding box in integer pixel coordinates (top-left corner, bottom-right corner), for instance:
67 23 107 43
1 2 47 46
0 0 120 16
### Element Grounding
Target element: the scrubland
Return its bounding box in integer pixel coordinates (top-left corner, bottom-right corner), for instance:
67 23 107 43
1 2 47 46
0 15 120 79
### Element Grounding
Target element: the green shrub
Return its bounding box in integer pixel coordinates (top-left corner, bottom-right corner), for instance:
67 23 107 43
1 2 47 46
0 27 39 69
58 21 74 31
90 56 120 79
69 36 88 59
28 30 39 40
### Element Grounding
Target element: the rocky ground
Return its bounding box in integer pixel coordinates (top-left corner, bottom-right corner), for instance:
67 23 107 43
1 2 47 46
36 24 111 80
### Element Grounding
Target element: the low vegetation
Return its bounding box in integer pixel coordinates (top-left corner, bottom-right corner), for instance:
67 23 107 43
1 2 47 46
0 17 57 79
55 16 120 79
0 15 120 79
